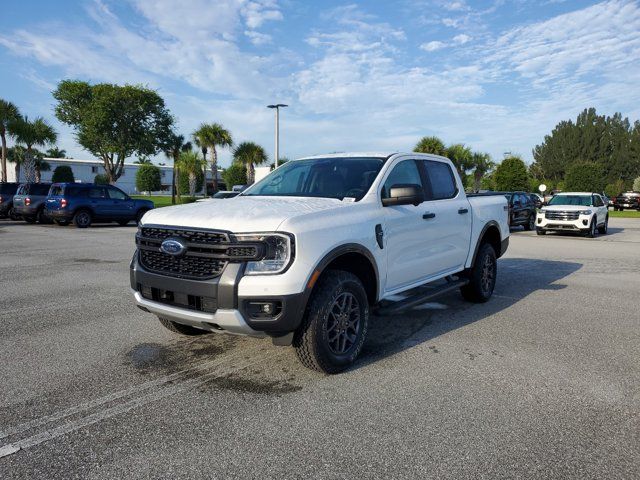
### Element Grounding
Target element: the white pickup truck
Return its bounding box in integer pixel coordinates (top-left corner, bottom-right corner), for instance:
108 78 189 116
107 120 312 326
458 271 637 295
131 152 509 373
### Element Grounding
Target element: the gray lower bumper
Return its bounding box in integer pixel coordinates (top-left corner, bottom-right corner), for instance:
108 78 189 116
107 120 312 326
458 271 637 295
133 290 266 338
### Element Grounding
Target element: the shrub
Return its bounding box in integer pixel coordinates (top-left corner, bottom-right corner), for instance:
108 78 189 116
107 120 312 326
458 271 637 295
135 164 162 192
494 156 529 191
52 165 75 183
605 180 626 198
222 163 247 190
178 166 204 195
94 173 109 185
633 176 640 192
564 161 605 192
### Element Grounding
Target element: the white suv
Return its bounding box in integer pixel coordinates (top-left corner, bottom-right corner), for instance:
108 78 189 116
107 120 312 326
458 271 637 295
536 192 609 237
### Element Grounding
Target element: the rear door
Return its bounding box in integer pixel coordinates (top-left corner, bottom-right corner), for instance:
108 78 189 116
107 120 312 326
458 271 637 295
419 159 472 274
87 186 109 218
12 184 27 209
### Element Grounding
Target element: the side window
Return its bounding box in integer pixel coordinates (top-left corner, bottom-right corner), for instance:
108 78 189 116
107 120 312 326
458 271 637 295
594 195 603 207
107 186 127 200
88 187 107 199
423 160 457 200
381 160 422 199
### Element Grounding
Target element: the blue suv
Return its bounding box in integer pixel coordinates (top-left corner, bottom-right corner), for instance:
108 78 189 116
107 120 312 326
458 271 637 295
45 183 154 228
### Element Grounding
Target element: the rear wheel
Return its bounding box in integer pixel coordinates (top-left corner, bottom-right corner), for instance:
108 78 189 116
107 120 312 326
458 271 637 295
293 270 369 374
461 243 497 303
23 216 36 224
597 216 608 234
73 209 92 228
9 207 20 221
36 208 49 224
157 317 210 336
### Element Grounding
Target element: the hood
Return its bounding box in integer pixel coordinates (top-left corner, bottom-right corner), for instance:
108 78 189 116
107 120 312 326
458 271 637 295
140 195 346 232
542 205 592 212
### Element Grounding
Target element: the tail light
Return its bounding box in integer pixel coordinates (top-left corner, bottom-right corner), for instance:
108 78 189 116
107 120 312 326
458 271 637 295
0 195 3 204
25 197 31 206
61 198 68 208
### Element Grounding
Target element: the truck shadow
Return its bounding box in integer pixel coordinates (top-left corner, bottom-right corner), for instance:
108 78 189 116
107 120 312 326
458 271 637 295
356 258 582 370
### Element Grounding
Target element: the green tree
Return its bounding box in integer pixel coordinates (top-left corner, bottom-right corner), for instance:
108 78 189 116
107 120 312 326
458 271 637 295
177 151 206 196
445 143 474 182
414 136 446 156
192 123 233 193
222 162 247 189
7 146 26 181
233 141 268 184
164 133 192 204
94 173 109 185
134 157 152 165
46 147 66 158
564 161 606 192
0 99 20 182
136 163 162 192
470 152 494 192
605 180 626 198
53 80 174 184
11 116 57 183
52 165 75 183
494 156 529 191
633 176 640 192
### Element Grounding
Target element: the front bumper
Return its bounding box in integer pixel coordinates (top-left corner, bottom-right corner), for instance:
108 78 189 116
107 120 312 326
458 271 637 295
536 214 591 232
130 251 306 338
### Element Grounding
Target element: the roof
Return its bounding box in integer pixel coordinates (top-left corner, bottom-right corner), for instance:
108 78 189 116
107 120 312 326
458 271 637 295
295 152 450 161
553 192 597 195
41 157 174 169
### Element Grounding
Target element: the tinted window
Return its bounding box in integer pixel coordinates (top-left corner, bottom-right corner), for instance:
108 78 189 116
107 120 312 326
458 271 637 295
49 185 64 196
66 186 88 198
107 186 127 200
0 184 19 195
548 195 592 206
424 160 457 200
381 160 422 199
243 157 384 201
593 195 604 207
88 187 107 199
31 184 51 195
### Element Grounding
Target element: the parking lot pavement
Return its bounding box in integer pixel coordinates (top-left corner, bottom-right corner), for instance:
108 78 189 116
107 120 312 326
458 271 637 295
0 218 639 479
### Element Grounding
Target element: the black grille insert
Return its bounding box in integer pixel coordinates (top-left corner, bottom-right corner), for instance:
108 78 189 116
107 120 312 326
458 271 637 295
136 226 263 280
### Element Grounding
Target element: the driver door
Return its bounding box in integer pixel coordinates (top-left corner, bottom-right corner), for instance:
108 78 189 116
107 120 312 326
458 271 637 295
105 186 135 218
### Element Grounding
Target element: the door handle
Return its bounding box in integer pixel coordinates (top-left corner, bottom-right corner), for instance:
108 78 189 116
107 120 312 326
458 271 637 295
423 212 436 219
458 208 469 214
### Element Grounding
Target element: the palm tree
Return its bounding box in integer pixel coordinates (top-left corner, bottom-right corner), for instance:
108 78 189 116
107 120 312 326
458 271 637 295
233 142 269 184
134 157 153 165
33 154 51 183
470 152 494 192
8 145 26 181
164 133 192 204
445 143 473 180
414 136 447 156
193 123 233 193
177 151 206 197
11 116 57 183
45 147 66 158
0 99 20 182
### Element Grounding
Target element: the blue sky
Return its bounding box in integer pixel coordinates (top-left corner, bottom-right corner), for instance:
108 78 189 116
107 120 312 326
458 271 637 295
1 0 639 167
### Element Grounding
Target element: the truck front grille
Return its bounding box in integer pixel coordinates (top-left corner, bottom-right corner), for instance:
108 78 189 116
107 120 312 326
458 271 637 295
136 226 264 280
545 211 579 221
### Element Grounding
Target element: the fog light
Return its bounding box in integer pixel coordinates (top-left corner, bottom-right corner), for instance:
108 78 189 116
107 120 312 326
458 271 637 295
247 301 282 319
582 219 588 226
141 285 153 299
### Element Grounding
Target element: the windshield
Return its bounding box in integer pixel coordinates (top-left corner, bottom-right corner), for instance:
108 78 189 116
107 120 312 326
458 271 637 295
548 195 592 206
242 157 384 201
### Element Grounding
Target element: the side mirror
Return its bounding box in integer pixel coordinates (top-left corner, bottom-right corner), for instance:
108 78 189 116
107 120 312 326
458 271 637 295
382 184 424 207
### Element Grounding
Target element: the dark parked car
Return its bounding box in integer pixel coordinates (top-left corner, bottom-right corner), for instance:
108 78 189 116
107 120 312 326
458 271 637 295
45 183 154 228
12 183 53 223
612 192 640 211
529 192 543 209
504 191 537 230
0 182 21 220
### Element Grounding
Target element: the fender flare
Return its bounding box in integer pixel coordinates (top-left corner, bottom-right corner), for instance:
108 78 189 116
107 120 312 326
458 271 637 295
469 220 503 267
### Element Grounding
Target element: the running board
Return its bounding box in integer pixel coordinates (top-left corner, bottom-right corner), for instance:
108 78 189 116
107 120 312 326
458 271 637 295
376 278 469 316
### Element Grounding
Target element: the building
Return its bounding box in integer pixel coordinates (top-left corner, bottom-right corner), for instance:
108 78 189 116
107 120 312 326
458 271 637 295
6 157 223 195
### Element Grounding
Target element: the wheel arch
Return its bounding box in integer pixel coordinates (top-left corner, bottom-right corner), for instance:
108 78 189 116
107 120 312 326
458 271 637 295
470 221 503 267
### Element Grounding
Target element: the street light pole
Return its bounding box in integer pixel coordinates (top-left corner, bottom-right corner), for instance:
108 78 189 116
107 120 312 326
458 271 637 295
267 104 287 168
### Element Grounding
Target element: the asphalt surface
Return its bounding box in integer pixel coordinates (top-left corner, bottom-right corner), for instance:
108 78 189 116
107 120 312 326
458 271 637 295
0 218 639 479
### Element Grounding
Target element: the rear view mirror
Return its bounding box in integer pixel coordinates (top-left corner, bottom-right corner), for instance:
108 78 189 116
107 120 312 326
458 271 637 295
382 184 424 207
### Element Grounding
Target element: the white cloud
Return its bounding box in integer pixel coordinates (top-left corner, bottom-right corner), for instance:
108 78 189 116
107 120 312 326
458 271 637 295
453 33 471 44
245 30 272 45
420 40 446 51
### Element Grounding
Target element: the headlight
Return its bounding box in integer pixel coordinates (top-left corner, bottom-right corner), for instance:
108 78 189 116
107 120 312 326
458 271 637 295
235 233 294 275
579 210 592 215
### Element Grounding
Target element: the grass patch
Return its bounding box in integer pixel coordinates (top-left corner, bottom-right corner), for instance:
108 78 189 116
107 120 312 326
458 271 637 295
131 195 198 208
609 210 640 218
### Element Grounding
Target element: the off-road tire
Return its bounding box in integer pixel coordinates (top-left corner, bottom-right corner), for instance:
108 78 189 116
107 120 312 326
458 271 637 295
293 270 369 374
157 317 209 336
536 228 546 235
460 243 497 303
73 209 92 228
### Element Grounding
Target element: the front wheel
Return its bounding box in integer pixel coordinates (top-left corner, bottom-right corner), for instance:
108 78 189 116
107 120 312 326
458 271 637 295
9 208 20 221
293 270 369 374
524 213 535 231
23 216 36 224
585 219 597 238
597 216 608 234
117 219 130 226
54 219 70 226
136 209 149 225
461 243 497 303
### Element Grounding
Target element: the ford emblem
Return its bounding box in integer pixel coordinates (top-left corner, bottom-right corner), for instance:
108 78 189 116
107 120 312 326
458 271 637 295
160 238 186 256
